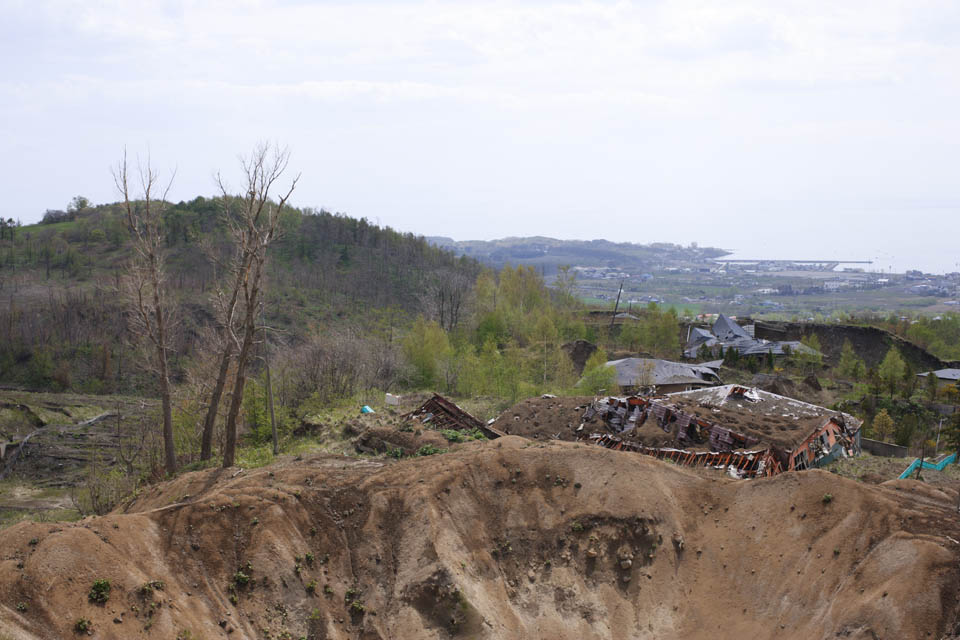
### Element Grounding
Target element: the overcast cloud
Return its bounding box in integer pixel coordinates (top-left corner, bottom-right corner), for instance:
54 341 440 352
2 0 958 272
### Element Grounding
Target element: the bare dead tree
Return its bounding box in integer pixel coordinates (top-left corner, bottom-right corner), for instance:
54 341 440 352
198 239 248 461
113 150 178 475
216 143 299 468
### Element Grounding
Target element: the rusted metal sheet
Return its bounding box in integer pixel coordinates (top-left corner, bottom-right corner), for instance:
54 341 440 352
589 434 783 478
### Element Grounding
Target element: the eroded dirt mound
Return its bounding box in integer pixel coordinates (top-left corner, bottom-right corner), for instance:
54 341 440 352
0 438 959 639
353 426 451 456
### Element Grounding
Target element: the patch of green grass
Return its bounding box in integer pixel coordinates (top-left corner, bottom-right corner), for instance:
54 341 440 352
235 444 275 469
88 579 111 604
416 444 447 457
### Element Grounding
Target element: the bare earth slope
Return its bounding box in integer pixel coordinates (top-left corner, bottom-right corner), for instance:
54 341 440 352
1 437 958 639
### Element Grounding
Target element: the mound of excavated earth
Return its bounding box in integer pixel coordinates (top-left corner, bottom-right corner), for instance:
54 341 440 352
1 437 959 639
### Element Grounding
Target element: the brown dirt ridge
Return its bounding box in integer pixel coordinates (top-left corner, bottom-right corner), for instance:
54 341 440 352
0 437 959 639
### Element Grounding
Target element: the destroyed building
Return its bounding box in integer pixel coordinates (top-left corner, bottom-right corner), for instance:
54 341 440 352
584 384 861 477
684 314 819 360
602 358 722 394
403 394 505 439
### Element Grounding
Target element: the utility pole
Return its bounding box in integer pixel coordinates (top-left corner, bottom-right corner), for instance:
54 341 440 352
610 280 623 330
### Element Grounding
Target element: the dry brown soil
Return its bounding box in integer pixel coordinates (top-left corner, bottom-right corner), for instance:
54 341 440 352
0 436 958 639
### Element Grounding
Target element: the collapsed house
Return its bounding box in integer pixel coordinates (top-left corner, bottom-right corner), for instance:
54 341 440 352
603 358 722 394
684 314 819 360
583 384 861 477
403 394 505 439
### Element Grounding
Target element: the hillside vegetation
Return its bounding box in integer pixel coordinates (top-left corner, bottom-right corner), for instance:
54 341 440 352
0 198 479 396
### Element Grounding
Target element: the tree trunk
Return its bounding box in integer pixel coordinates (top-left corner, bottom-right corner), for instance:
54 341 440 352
159 365 176 474
222 306 257 468
266 350 278 456
200 349 231 460
152 265 176 476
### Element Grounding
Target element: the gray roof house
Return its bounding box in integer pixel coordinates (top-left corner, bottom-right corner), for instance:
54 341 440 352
918 369 960 383
604 358 721 393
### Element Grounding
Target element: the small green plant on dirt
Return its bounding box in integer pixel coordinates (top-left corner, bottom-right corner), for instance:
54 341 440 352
345 587 359 602
441 430 465 443
232 569 251 589
74 618 91 633
15 602 26 612
305 580 318 594
571 521 584 533
349 600 366 614
28 538 38 546
822 493 833 504
310 607 323 620
386 446 404 459
88 579 111 604
834 548 841 556
305 552 315 566
416 444 447 456
323 585 334 596
139 580 165 596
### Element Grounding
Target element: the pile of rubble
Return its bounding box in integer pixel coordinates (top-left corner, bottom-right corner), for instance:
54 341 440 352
580 385 862 478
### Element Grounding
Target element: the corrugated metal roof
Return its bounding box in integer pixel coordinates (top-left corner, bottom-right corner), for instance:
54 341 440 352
604 358 720 388
918 369 960 381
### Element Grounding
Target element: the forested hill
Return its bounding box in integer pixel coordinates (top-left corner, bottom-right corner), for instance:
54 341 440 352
428 236 729 274
0 198 480 393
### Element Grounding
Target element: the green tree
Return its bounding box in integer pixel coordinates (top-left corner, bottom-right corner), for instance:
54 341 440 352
794 334 823 373
878 348 906 397
942 411 960 455
67 195 91 214
640 304 680 357
872 409 895 442
532 313 559 386
925 372 940 402
578 349 617 394
837 339 865 381
867 366 882 399
402 317 452 388
901 361 917 399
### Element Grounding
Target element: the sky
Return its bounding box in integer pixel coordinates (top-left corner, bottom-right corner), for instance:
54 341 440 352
2 0 959 273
